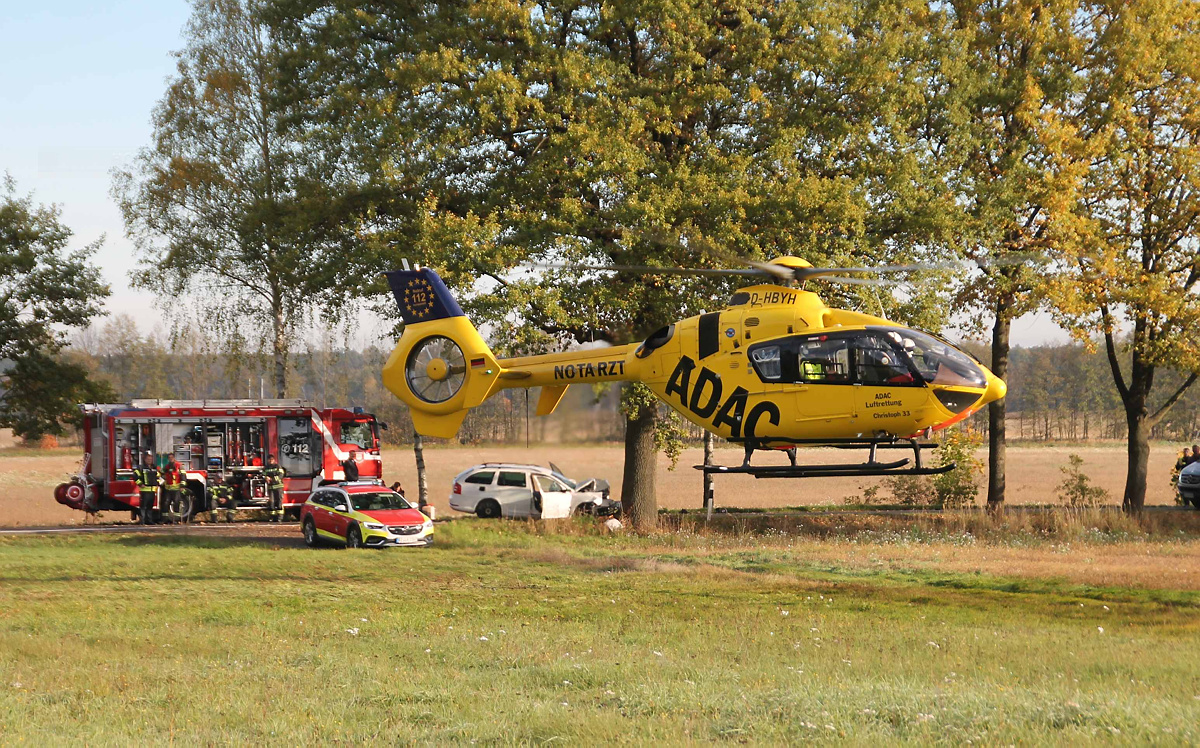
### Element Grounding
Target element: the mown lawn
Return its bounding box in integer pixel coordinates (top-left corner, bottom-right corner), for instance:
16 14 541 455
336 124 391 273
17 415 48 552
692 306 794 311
0 521 1197 744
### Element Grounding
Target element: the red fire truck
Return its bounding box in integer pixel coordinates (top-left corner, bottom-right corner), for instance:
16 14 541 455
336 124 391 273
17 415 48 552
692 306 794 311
54 399 385 519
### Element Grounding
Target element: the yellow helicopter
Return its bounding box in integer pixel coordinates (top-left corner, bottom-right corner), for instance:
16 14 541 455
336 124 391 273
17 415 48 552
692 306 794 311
380 257 1007 478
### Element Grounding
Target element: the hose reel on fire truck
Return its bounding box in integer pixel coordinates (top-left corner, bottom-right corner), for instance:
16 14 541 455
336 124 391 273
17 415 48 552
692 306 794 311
55 477 97 513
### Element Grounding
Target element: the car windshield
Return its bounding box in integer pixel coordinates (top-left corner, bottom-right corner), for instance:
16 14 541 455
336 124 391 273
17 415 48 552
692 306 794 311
883 328 987 387
548 462 577 488
340 420 376 449
349 491 411 512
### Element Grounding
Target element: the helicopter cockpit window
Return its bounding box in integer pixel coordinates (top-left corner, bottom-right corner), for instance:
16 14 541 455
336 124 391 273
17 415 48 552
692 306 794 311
854 334 917 385
883 328 987 388
749 346 782 381
795 336 851 384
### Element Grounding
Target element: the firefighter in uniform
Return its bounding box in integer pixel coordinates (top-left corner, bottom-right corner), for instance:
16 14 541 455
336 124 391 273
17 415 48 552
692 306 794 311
223 476 240 522
135 453 162 525
208 479 235 523
162 457 185 524
264 455 285 522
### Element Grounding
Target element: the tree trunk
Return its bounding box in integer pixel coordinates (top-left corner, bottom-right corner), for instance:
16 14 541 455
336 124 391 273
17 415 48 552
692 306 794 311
621 404 658 531
987 311 1011 511
413 431 429 506
1123 409 1150 512
272 302 288 398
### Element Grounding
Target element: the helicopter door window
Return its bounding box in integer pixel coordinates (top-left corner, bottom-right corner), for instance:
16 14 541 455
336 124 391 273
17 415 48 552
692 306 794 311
853 334 918 386
794 336 851 384
749 346 782 382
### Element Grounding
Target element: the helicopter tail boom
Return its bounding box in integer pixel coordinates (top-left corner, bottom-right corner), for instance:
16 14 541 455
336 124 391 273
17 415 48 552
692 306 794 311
494 345 640 388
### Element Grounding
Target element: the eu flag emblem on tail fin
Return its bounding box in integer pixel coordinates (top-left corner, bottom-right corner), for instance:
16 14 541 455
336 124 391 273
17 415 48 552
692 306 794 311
384 267 465 325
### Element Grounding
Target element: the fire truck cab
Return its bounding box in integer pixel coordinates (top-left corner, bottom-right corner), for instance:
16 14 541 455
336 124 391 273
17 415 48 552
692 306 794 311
56 399 384 519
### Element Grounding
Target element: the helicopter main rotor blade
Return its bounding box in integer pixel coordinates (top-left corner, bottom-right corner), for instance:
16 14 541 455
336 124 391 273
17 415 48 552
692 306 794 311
527 253 1048 285
529 263 767 278
791 262 958 280
809 263 949 275
745 259 963 283
819 276 891 286
806 254 1051 278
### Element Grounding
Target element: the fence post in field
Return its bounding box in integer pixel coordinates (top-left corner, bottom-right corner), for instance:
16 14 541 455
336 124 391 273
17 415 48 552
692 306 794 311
703 431 714 520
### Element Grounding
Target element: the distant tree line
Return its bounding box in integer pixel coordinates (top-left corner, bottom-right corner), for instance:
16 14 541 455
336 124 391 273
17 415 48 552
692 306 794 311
966 343 1200 444
64 315 626 447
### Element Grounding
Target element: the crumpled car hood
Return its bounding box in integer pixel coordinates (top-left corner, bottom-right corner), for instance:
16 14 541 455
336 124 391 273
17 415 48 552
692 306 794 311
575 478 607 493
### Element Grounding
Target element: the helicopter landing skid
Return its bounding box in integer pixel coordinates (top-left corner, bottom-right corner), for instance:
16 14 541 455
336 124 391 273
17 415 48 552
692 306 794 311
695 459 954 479
698 437 955 479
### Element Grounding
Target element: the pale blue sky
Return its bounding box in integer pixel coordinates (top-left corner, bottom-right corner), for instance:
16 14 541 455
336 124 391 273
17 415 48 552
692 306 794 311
1 0 190 325
0 1 1069 347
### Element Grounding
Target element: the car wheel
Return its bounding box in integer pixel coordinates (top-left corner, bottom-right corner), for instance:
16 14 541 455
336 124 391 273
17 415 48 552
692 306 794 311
475 500 501 519
303 518 319 547
346 524 363 548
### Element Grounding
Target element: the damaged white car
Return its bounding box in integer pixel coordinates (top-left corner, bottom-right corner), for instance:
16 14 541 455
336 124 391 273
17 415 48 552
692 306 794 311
449 462 617 519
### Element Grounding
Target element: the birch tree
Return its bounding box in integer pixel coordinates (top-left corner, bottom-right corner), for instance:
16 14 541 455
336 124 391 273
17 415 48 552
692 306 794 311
114 0 335 398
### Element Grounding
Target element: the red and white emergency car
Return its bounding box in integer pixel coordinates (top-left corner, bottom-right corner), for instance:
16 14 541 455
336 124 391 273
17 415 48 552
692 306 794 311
54 399 384 518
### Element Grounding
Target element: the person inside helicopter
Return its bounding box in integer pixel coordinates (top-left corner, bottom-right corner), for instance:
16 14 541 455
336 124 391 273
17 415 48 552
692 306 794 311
885 329 986 388
854 334 916 385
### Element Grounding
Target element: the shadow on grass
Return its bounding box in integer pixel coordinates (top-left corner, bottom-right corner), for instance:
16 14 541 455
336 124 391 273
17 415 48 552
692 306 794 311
122 534 307 549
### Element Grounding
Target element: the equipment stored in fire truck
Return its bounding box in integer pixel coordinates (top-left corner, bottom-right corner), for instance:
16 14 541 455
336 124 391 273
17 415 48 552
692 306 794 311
54 399 385 521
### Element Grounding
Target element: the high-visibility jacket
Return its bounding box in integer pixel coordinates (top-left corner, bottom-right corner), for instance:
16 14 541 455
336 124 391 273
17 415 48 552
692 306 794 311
263 465 285 489
135 467 161 490
163 466 184 490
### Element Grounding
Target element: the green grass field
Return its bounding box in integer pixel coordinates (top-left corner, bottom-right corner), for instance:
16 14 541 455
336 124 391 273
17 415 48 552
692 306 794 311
1 521 1198 744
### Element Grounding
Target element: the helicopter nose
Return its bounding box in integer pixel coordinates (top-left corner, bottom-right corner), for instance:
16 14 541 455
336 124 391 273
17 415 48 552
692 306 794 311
980 372 1007 407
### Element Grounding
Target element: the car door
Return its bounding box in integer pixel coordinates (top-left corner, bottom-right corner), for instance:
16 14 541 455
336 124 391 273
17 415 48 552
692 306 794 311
532 475 572 519
327 490 352 537
462 470 496 510
494 470 533 517
310 491 335 533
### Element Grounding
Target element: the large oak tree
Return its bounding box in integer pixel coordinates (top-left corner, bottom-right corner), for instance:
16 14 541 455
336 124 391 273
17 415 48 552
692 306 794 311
275 0 967 529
